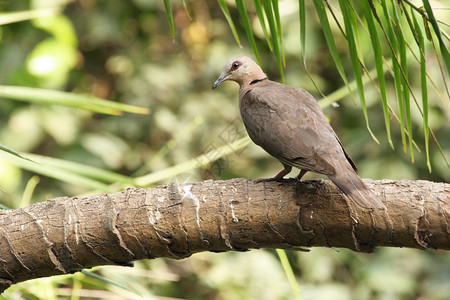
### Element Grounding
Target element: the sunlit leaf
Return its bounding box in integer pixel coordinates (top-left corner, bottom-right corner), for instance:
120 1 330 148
276 249 301 299
0 151 114 192
218 0 242 47
0 8 60 25
24 153 137 186
33 15 78 47
421 8 433 41
347 1 363 64
26 39 78 87
0 85 150 115
0 144 34 163
20 176 40 208
399 2 424 58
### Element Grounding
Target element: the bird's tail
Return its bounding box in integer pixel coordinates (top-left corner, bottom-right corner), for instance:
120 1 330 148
329 163 386 210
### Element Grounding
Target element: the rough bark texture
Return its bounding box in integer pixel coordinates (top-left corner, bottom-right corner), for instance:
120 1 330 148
0 178 448 292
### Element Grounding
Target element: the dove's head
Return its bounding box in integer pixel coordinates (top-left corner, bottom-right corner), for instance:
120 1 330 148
212 56 266 89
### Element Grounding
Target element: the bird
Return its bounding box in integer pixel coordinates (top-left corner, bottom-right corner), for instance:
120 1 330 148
212 56 386 210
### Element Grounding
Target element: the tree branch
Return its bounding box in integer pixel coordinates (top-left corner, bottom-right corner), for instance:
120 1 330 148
0 178 448 292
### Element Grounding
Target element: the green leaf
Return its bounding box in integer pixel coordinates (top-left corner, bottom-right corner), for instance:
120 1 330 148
422 0 450 76
339 0 378 144
411 8 431 172
218 0 242 47
20 176 40 208
276 249 301 299
181 0 192 21
421 10 433 41
363 1 393 148
391 1 414 162
399 2 424 59
33 15 78 47
0 151 114 192
254 0 273 51
163 0 176 40
299 0 306 61
24 153 137 186
318 59 421 156
312 0 355 103
26 38 78 86
0 144 35 163
0 85 150 115
263 0 284 82
378 0 407 152
0 8 60 25
347 1 363 64
298 0 325 98
272 0 285 66
235 0 261 64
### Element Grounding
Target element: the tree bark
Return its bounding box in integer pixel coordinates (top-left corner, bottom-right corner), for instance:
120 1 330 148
0 178 448 292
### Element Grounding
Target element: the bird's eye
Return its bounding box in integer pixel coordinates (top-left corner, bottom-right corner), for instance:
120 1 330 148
231 61 241 71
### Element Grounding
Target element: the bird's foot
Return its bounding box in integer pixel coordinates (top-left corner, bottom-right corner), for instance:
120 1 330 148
255 166 293 183
296 169 308 181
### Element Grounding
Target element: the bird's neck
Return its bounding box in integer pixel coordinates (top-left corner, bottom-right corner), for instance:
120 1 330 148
239 77 268 102
249 77 268 85
240 76 268 89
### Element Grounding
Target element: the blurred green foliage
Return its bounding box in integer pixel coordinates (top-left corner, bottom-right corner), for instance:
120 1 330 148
0 0 448 299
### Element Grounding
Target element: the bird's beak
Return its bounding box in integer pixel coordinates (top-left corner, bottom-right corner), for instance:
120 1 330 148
212 72 229 89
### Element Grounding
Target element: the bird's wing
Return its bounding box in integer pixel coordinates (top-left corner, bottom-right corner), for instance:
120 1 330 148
240 82 341 175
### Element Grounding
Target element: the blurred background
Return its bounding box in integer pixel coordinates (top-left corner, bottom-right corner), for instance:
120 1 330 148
0 0 449 299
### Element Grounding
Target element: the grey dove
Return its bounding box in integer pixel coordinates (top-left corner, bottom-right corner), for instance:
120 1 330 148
212 56 386 210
